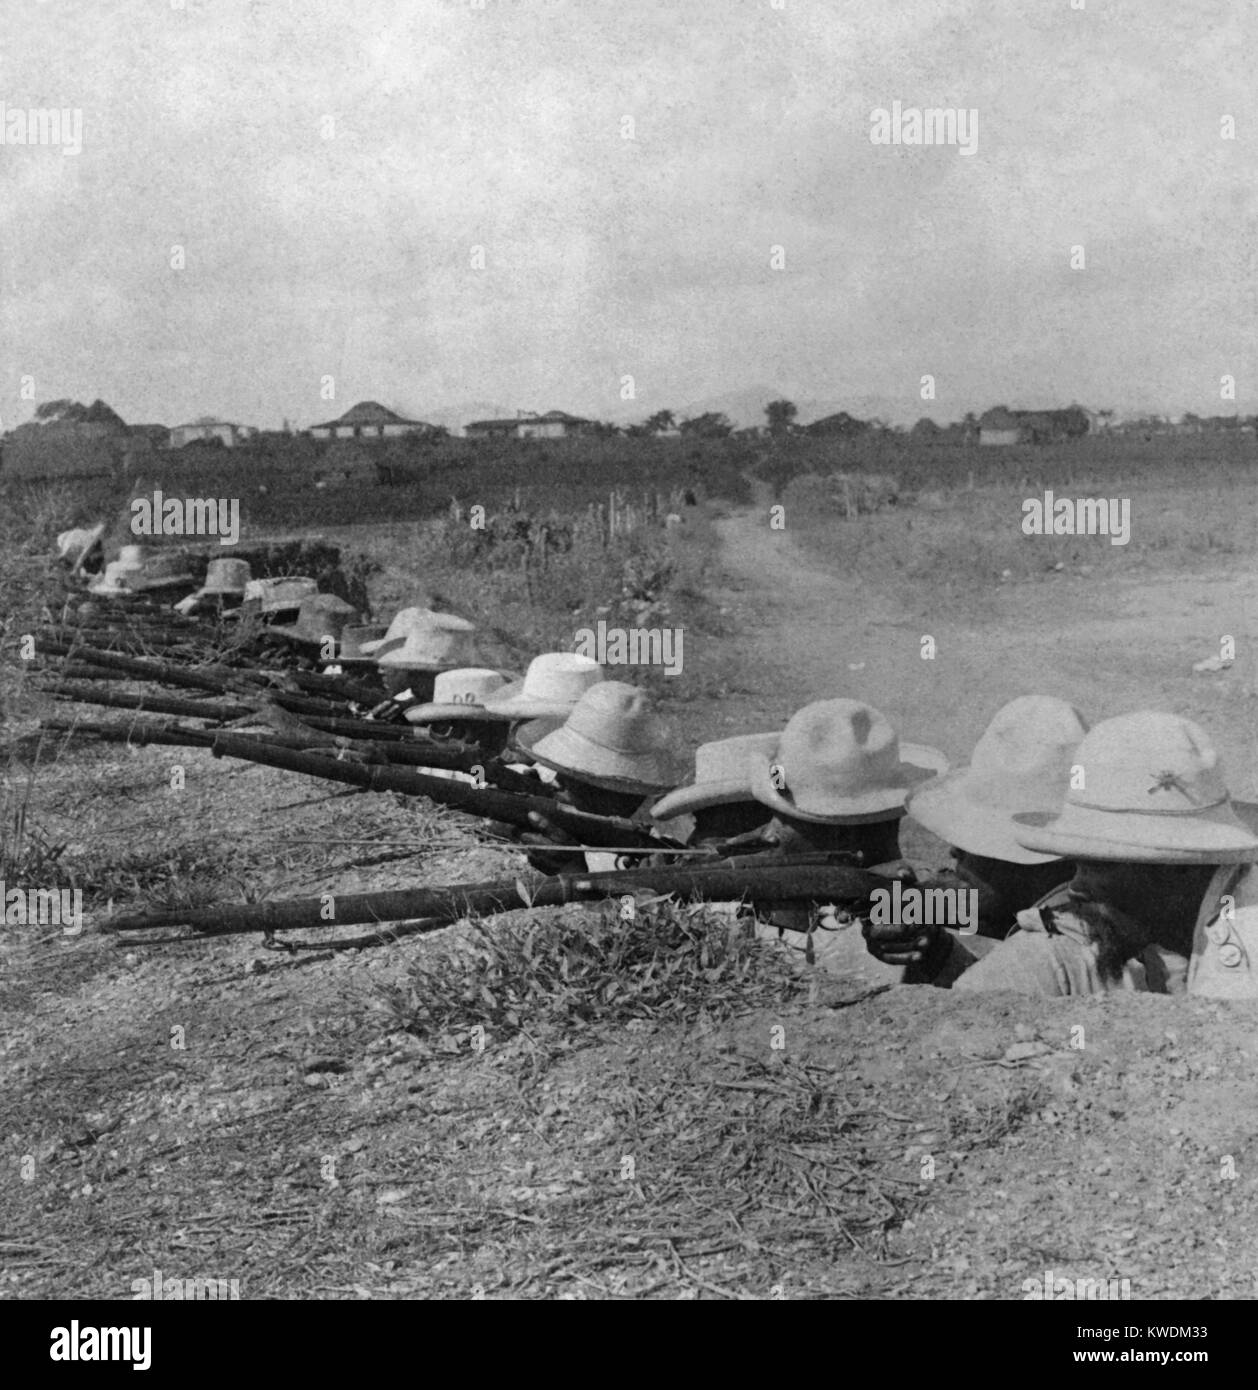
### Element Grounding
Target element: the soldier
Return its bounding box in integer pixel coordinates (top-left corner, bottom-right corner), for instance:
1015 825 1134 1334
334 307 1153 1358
506 681 680 873
891 711 1258 996
860 696 1086 976
736 699 947 969
649 734 777 847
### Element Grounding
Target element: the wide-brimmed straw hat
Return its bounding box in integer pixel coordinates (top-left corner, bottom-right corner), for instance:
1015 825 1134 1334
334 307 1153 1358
908 696 1088 864
404 668 516 724
750 699 948 824
374 612 479 671
482 653 604 721
198 557 252 596
513 680 676 794
227 576 319 619
88 546 149 595
56 523 106 571
335 623 388 665
358 607 434 657
272 594 361 648
173 557 253 614
1013 711 1258 864
651 733 779 821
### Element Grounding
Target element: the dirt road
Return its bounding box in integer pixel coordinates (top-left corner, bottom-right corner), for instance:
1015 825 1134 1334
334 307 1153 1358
711 499 1258 796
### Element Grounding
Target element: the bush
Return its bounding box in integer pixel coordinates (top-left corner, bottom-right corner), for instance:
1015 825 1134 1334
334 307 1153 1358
375 899 807 1050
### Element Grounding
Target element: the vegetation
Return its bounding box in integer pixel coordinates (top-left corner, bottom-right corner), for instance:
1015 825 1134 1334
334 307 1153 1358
377 900 807 1053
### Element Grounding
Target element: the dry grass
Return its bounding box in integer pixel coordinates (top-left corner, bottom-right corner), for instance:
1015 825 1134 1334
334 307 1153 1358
373 899 810 1053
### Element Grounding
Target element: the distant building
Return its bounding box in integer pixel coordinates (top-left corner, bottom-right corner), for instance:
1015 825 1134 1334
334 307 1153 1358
464 410 597 440
978 408 1023 446
804 411 871 439
170 416 256 449
308 400 437 441
978 406 1090 446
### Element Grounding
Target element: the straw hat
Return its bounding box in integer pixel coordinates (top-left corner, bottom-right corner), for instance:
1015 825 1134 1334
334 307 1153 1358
404 668 515 724
272 594 361 647
514 680 676 793
123 551 195 591
56 523 106 570
199 557 252 596
173 557 252 615
228 576 319 619
482 652 605 721
336 623 388 665
750 699 948 824
1013 711 1258 864
651 733 779 821
375 612 479 671
358 606 435 657
88 547 148 595
908 696 1088 864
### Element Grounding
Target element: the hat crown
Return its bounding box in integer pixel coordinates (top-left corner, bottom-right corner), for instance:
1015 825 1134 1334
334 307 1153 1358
965 696 1089 805
776 699 902 796
521 652 604 702
430 667 507 706
293 594 358 639
204 558 251 587
117 545 147 566
141 552 188 579
245 576 317 604
1070 712 1229 814
564 681 662 754
693 733 778 784
381 606 435 640
377 612 478 667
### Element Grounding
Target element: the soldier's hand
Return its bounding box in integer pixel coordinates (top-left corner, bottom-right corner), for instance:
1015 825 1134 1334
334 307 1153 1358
520 811 582 875
862 916 946 969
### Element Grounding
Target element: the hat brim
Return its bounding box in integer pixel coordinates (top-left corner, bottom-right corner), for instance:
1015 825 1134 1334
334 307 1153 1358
1012 801 1258 864
651 777 763 821
908 770 1064 865
749 742 948 824
515 721 676 795
404 702 511 725
88 574 144 595
480 678 589 721
376 653 478 671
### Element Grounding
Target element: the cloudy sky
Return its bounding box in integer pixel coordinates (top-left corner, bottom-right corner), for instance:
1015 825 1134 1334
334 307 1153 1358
1 0 1253 430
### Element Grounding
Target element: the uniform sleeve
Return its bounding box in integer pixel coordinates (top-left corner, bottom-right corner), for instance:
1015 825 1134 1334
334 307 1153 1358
952 930 1098 996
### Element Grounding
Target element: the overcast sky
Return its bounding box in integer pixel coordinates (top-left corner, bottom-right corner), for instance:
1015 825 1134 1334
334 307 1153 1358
1 0 1253 430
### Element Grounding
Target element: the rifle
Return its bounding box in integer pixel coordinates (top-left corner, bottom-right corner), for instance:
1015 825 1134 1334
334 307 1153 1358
35 640 384 708
35 717 549 795
104 857 889 937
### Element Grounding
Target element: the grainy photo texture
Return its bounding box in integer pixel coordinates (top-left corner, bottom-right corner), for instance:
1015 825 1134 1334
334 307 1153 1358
0 0 1253 1332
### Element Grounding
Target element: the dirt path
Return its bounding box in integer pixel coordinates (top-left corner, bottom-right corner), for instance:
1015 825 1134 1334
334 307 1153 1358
710 499 1258 797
